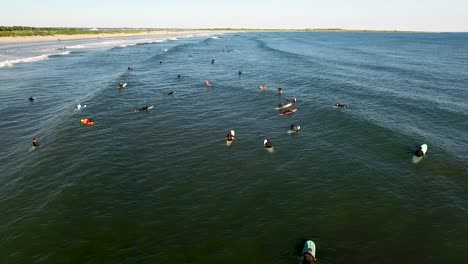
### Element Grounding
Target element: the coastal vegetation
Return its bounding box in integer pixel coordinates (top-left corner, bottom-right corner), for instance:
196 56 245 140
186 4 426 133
0 26 148 37
0 26 417 37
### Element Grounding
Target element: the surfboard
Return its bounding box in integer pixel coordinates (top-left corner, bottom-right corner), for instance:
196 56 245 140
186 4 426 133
80 118 94 126
264 139 274 152
133 106 154 112
119 83 127 88
302 240 316 258
412 144 428 164
279 108 298 115
225 130 236 146
274 102 293 110
288 125 301 134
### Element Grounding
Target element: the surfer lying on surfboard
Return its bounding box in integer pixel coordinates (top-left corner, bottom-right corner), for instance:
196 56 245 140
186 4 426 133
280 108 297 115
134 105 151 112
335 103 348 108
32 137 39 147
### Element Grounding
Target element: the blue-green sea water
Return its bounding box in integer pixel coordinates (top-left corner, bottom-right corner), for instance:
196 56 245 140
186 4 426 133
1 32 467 263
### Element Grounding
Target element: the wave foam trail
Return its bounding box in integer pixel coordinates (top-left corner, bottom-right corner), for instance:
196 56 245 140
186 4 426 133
0 51 71 68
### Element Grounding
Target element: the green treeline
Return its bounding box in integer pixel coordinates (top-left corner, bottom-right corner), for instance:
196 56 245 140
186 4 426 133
0 26 147 37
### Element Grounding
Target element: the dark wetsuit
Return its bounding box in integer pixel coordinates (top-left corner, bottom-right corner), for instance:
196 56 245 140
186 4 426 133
32 140 39 147
415 148 424 157
264 141 273 148
290 125 298 131
336 104 348 108
28 97 35 102
225 134 234 141
300 252 317 264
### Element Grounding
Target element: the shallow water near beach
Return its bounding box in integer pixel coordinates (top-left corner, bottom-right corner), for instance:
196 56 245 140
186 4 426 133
1 32 467 263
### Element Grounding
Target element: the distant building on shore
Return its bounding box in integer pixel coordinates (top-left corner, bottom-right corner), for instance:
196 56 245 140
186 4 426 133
90 27 99 31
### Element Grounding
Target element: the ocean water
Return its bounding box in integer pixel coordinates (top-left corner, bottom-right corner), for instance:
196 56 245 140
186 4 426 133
0 32 467 263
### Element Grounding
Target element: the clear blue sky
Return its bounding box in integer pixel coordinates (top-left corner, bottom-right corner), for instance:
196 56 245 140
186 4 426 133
2 0 467 31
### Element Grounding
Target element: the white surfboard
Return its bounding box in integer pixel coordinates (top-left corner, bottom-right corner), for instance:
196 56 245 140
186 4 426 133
274 102 293 110
264 139 274 152
287 125 301 134
133 106 154 112
302 240 316 258
412 144 428 164
119 83 127 88
225 130 236 146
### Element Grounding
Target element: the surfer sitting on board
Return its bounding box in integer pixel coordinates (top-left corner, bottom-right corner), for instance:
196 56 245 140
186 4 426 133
28 96 35 102
290 124 299 132
415 146 424 157
264 138 273 148
32 137 39 147
225 132 234 141
335 103 348 108
300 248 317 264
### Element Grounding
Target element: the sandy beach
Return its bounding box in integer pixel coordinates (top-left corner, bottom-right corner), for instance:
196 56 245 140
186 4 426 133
0 30 229 45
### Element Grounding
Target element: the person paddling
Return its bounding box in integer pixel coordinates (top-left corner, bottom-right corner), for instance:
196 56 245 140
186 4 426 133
135 105 150 112
32 137 39 147
335 103 348 108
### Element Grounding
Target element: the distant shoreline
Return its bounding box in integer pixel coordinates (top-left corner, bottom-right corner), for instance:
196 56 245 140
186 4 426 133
0 29 229 45
0 28 438 45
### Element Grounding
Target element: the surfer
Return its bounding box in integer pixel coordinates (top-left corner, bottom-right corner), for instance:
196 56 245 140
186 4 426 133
177 74 181 79
211 59 215 64
286 96 297 103
225 131 235 141
205 80 211 87
135 105 149 112
281 109 295 115
264 138 273 148
32 137 39 147
128 66 133 70
238 71 242 75
278 103 285 108
290 124 299 132
28 96 35 102
118 82 124 88
415 146 424 157
300 248 318 264
277 87 283 94
160 60 163 64
260 84 268 91
168 91 175 95
335 103 348 108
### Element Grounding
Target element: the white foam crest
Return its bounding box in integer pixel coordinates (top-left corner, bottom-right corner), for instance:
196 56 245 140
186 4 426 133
0 51 70 68
67 44 86 49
